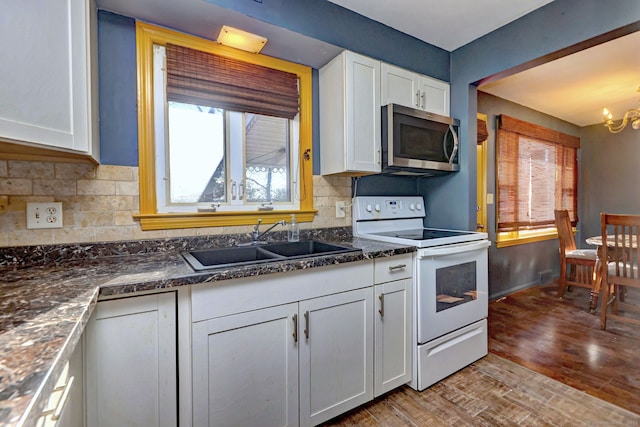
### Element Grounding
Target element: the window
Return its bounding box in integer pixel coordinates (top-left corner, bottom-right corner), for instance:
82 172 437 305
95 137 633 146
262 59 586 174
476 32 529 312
496 115 579 247
135 22 315 230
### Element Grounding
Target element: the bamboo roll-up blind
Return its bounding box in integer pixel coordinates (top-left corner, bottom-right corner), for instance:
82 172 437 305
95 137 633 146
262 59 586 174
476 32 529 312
165 43 300 119
497 115 579 232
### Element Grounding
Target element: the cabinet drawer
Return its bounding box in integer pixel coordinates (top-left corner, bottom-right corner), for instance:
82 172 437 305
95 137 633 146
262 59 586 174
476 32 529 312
37 340 83 427
374 253 413 284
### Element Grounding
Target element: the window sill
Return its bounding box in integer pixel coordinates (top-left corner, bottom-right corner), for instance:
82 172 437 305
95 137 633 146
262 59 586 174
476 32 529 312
495 231 559 248
134 209 318 231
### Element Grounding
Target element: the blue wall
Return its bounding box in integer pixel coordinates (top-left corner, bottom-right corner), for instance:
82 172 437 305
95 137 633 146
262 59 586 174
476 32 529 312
97 11 138 166
445 0 640 231
579 123 640 241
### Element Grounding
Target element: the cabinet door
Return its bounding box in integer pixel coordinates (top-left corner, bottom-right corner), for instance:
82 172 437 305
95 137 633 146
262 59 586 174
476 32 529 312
0 0 95 155
345 52 381 173
381 63 419 109
419 76 450 116
320 51 380 175
374 279 413 396
192 303 299 427
85 293 177 427
299 288 374 426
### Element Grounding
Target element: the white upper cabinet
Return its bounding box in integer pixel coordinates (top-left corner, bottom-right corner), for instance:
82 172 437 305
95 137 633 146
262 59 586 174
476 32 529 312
320 51 381 175
381 63 450 116
0 0 98 160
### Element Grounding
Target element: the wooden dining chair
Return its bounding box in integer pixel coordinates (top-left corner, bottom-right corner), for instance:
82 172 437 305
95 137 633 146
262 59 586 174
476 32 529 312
600 213 640 330
554 210 598 302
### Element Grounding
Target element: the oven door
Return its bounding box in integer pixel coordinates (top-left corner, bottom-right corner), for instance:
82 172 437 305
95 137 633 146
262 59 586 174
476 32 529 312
416 239 490 343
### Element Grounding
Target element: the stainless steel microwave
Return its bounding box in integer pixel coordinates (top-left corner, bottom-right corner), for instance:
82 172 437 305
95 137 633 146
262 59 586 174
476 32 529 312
381 104 460 176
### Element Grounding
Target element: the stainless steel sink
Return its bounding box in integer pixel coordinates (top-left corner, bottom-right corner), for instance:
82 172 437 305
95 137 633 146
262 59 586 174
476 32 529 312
181 240 360 271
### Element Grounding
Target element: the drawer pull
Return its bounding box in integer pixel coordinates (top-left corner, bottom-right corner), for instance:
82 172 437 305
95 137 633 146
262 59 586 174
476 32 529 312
52 376 74 420
388 264 407 271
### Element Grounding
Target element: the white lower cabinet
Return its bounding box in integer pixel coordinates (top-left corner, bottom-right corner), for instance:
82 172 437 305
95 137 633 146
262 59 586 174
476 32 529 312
373 254 414 397
85 292 177 427
299 288 373 426
192 303 299 427
191 289 374 427
190 262 376 427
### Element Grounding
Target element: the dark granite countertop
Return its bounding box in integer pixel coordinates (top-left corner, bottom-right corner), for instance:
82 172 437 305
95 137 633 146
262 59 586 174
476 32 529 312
0 231 414 427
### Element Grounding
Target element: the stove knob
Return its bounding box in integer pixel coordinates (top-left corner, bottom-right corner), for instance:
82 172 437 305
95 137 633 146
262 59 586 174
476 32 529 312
416 203 423 211
374 204 381 212
366 204 372 212
409 203 416 211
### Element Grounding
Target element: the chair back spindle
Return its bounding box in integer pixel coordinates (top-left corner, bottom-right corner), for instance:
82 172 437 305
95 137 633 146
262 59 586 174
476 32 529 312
600 213 640 329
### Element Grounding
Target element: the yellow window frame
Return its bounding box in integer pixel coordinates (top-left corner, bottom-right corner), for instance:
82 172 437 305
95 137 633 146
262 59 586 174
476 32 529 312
496 228 560 248
134 22 316 230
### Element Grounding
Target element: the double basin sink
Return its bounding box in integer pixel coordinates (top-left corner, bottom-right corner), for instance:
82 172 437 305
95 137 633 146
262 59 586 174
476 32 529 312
181 240 361 271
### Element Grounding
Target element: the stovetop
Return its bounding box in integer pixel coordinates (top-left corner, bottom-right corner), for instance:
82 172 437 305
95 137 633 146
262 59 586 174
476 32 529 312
371 228 476 240
352 196 488 248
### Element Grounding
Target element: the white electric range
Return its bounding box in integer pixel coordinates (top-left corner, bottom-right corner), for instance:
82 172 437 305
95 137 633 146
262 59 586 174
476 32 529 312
353 196 490 390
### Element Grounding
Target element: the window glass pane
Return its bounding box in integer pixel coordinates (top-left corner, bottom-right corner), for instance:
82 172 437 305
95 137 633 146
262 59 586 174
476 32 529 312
518 138 556 225
436 261 477 312
168 102 226 203
244 114 291 203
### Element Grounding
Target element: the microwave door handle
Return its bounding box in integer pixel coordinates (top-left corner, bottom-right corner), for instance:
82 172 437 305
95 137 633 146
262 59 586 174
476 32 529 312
444 124 459 164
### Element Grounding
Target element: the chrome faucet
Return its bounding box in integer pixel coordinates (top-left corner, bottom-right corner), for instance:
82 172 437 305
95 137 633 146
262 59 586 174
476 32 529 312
252 219 286 244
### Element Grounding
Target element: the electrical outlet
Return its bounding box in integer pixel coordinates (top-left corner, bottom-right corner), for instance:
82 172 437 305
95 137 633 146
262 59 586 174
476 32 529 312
336 201 346 218
26 202 63 229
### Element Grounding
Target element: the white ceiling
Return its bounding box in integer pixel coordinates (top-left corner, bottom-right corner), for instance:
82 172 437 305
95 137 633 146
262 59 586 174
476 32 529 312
479 31 640 127
99 0 639 128
328 0 640 128
327 0 555 52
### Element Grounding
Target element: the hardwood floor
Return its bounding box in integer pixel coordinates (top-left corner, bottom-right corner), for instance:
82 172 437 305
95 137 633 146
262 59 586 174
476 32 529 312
490 283 640 414
321 283 640 426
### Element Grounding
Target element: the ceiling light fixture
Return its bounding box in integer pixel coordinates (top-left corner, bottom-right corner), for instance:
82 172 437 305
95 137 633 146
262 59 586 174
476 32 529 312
216 25 267 54
602 86 640 133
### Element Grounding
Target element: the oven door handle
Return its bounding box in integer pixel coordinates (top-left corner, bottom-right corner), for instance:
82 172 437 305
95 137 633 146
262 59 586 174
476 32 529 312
418 239 490 257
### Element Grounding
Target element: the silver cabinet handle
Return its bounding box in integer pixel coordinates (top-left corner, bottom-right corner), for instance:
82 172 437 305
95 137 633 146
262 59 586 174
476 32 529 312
379 294 384 317
304 311 309 339
415 90 420 107
421 91 426 109
388 264 407 271
292 314 298 343
52 376 75 420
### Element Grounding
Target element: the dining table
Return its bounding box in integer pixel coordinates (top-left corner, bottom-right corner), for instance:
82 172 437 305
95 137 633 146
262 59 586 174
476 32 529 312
585 234 639 312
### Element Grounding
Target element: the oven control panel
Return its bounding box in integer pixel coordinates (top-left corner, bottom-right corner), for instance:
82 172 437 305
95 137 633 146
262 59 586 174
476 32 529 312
353 196 426 221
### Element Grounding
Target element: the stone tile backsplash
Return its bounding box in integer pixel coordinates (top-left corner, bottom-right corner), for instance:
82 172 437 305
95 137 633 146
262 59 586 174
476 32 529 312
0 160 352 247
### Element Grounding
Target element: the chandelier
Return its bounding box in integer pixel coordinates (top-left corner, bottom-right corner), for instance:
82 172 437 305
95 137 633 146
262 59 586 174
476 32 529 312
602 86 640 133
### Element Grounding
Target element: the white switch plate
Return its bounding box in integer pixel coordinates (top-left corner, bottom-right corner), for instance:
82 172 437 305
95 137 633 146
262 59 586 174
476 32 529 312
26 202 63 229
336 201 346 218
